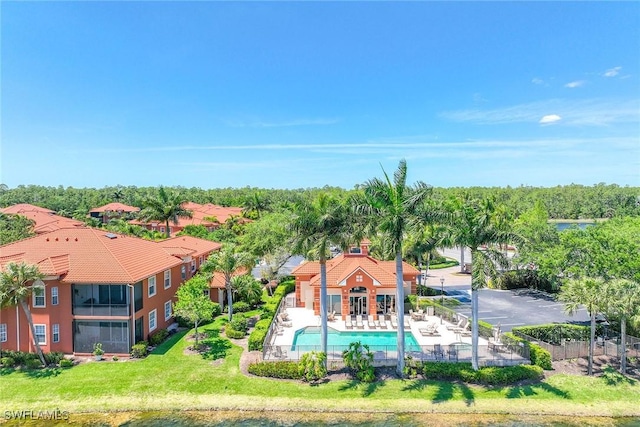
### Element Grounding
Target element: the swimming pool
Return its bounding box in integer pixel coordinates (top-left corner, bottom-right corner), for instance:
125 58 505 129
292 327 421 351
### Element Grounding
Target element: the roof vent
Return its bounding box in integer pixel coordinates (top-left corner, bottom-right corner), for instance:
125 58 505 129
105 233 118 239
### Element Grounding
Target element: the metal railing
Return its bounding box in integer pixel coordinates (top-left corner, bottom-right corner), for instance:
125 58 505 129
263 343 529 367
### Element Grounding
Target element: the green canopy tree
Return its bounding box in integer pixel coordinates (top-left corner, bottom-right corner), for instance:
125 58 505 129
355 160 433 376
605 279 640 375
173 275 218 349
0 213 36 245
140 186 193 238
232 274 263 307
0 262 47 366
201 245 254 322
558 277 607 376
290 193 351 366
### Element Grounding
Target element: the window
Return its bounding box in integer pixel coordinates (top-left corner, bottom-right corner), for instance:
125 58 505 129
52 324 60 343
199 256 203 266
148 276 156 297
355 274 363 283
191 260 196 273
35 324 46 345
160 226 165 233
164 301 172 321
149 309 157 332
181 265 186 280
0 324 6 342
164 270 171 289
33 284 45 308
203 289 210 298
51 287 59 305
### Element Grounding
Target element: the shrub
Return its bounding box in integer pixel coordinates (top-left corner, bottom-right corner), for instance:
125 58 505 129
254 319 271 330
44 352 65 365
211 302 222 318
478 320 494 338
131 341 148 358
497 270 556 293
248 361 302 379
149 329 169 346
112 355 119 362
298 351 327 383
342 341 375 383
0 357 15 368
502 332 553 370
248 328 268 351
25 358 43 369
513 324 590 345
230 316 248 333
232 301 251 313
420 362 543 385
225 327 246 339
416 285 440 297
0 351 27 366
59 359 74 368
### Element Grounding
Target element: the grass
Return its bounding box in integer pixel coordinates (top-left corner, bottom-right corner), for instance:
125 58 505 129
1 317 639 418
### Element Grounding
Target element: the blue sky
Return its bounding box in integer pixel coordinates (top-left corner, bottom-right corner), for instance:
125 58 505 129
2 2 639 189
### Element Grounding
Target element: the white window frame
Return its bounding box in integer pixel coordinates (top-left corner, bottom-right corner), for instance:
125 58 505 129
34 324 46 345
33 285 46 308
164 301 172 321
164 270 171 289
148 276 157 297
149 309 157 332
51 286 59 305
52 324 60 343
0 323 7 342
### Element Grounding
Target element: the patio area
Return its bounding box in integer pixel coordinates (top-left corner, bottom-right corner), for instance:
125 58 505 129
263 307 529 367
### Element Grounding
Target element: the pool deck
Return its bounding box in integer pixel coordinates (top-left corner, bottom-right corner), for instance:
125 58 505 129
265 307 528 366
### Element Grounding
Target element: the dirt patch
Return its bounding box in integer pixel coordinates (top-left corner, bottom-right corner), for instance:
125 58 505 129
546 355 640 380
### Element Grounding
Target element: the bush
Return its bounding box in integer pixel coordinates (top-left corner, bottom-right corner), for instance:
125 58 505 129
0 357 15 368
25 358 43 369
232 301 251 313
496 270 556 293
131 341 148 358
248 328 268 351
230 316 248 333
59 359 74 368
44 352 65 365
342 341 375 383
298 351 327 383
112 355 119 362
225 327 246 339
478 320 494 339
0 350 28 366
211 302 222 318
502 332 553 370
513 324 590 345
416 285 440 297
420 362 543 385
254 319 271 330
149 329 169 346
248 361 302 379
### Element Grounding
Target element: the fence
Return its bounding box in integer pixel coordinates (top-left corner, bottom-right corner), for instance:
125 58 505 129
263 343 529 367
513 331 640 361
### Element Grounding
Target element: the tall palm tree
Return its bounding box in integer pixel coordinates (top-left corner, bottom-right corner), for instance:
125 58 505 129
201 245 254 322
242 191 270 219
140 186 193 238
604 278 640 375
290 194 350 366
558 277 607 376
447 197 520 370
355 160 432 376
403 224 448 284
0 262 47 366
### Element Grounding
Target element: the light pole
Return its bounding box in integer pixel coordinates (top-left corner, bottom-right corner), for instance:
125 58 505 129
440 277 445 324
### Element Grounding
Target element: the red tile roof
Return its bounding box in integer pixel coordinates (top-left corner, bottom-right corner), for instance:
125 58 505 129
5 211 85 234
90 202 140 213
292 253 419 288
130 202 244 229
158 235 221 258
0 204 55 214
0 228 188 283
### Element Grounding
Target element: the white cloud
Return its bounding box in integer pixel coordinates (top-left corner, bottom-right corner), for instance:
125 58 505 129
564 80 586 88
603 66 622 77
440 98 640 126
539 114 562 124
532 78 544 85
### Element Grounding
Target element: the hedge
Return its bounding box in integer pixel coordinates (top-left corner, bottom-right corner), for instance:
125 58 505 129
512 324 590 345
502 332 552 370
248 361 302 379
247 279 295 352
416 361 543 385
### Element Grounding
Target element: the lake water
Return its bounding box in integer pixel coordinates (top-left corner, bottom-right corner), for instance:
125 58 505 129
292 326 420 351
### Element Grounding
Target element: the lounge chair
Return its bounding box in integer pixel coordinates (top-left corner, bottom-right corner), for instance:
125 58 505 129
446 317 465 331
378 315 388 329
403 316 411 329
327 311 336 322
356 315 364 329
369 315 380 329
273 346 288 359
390 315 398 329
419 323 440 336
345 316 353 329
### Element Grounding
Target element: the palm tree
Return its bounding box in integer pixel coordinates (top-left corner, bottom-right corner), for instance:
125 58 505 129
604 279 640 375
232 274 263 307
140 186 192 238
403 224 447 284
201 245 254 322
242 191 270 219
355 160 432 376
446 197 520 370
558 277 607 376
0 262 47 366
290 193 350 366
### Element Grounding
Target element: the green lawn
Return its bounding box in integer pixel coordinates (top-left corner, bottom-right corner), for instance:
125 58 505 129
1 320 639 417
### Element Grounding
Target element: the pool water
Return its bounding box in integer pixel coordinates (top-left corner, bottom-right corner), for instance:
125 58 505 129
292 327 420 351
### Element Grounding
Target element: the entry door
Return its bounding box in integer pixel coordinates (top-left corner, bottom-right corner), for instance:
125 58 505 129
350 296 367 316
